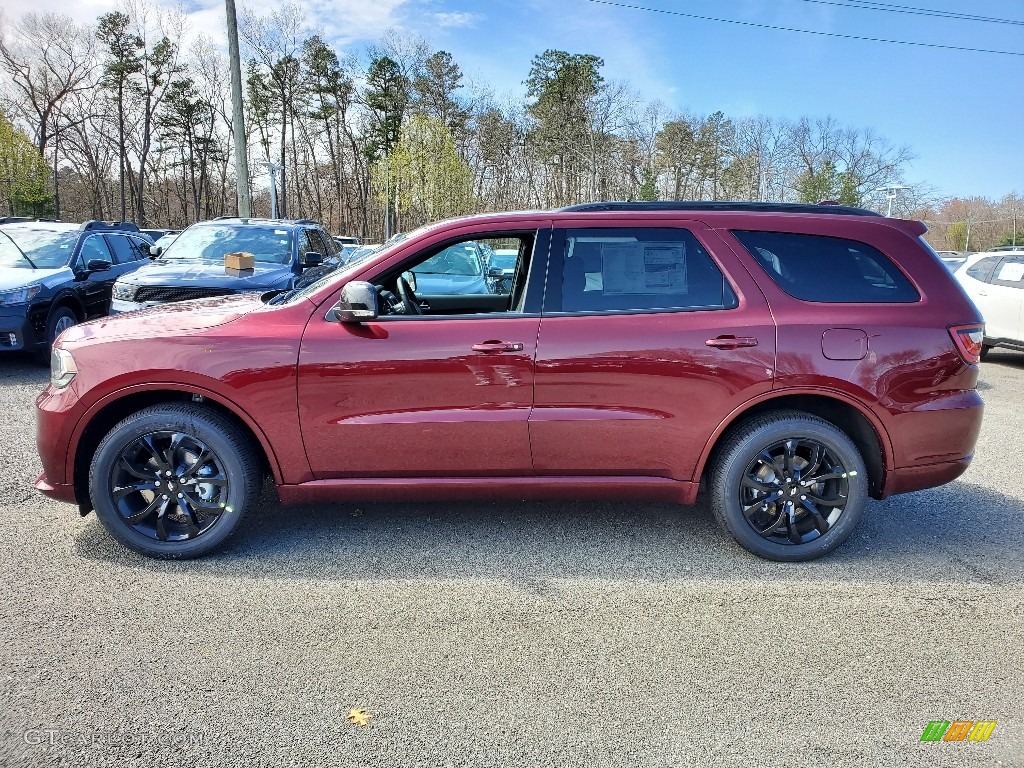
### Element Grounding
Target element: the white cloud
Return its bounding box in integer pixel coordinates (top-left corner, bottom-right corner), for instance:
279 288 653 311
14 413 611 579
432 11 480 28
1 0 412 49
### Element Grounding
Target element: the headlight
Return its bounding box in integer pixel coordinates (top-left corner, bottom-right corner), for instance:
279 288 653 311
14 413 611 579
50 347 77 389
112 282 136 301
0 283 41 306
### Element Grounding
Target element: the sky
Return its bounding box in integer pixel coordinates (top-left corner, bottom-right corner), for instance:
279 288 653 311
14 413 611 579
2 0 1021 200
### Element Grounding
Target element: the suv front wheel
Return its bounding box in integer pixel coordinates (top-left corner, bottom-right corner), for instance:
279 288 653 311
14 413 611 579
710 411 868 561
89 404 261 558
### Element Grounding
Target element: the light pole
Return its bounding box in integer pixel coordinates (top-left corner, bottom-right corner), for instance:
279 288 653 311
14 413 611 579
875 184 911 217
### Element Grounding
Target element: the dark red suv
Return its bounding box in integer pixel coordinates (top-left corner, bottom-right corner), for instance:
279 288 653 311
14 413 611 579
35 202 985 561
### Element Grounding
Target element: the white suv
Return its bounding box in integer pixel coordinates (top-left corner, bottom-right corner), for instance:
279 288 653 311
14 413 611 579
954 249 1024 357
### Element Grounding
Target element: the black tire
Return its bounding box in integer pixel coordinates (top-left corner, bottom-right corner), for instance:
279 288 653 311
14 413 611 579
710 411 868 562
89 404 261 559
980 344 992 361
47 305 78 346
35 305 79 364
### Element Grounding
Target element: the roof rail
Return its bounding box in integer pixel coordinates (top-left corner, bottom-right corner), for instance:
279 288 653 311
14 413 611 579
293 219 320 225
79 220 141 232
559 201 883 217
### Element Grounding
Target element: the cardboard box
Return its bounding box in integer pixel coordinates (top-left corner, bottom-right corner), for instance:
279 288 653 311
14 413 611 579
224 251 255 270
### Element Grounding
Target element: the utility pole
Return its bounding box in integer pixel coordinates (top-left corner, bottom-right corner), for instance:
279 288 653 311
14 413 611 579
225 0 251 218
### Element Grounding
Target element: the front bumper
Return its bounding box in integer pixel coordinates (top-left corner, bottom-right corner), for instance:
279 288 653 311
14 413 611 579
35 471 77 504
0 306 41 351
110 298 160 314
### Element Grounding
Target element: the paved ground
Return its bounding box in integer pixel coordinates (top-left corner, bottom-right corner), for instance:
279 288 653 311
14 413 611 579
0 350 1021 767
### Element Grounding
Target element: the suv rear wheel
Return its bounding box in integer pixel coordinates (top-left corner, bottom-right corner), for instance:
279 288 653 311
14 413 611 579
710 411 868 561
89 404 261 558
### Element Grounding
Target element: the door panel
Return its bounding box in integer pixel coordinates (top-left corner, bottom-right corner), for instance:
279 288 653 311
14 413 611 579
298 316 540 478
530 222 776 481
77 235 116 317
985 257 1024 341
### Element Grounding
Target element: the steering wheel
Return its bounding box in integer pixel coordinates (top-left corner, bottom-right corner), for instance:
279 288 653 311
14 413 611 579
396 275 423 315
377 286 403 315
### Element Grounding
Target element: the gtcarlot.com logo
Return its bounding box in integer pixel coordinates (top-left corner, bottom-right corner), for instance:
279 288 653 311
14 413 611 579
920 720 997 742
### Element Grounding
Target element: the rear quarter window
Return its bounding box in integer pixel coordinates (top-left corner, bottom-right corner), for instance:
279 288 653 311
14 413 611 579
732 231 920 303
965 256 1001 283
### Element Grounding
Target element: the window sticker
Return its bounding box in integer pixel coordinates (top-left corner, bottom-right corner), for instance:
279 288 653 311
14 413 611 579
601 243 687 294
996 262 1024 282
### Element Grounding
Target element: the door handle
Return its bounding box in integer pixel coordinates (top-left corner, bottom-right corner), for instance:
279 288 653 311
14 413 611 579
706 335 758 349
471 341 524 353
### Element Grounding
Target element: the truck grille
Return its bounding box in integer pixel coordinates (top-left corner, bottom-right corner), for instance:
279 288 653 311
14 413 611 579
134 287 236 303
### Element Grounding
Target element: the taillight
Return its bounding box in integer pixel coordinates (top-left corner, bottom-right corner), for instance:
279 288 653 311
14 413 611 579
949 323 985 364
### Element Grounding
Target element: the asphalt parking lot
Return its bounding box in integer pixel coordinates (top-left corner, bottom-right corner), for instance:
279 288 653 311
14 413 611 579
0 351 1022 767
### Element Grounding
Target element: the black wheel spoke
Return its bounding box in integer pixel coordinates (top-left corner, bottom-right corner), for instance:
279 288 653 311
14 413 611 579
806 491 845 507
141 435 171 472
786 506 803 544
783 440 796 477
741 476 778 494
802 470 846 486
117 457 153 481
756 450 785 476
112 482 157 501
804 443 824 479
182 492 224 514
123 494 164 526
757 510 787 536
180 449 212 479
801 499 832 535
161 433 186 472
155 503 169 541
176 497 202 539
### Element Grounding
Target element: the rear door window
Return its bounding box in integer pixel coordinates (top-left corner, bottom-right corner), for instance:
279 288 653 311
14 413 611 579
106 234 149 264
992 256 1024 289
732 231 919 303
551 227 738 313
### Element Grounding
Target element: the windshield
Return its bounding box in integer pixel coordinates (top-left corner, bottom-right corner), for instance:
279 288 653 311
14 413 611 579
1 229 77 269
162 224 293 264
415 242 482 276
489 254 517 270
267 233 411 306
342 243 386 267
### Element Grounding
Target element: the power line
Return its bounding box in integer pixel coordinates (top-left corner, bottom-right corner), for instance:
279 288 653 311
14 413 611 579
583 0 1024 56
796 0 1024 27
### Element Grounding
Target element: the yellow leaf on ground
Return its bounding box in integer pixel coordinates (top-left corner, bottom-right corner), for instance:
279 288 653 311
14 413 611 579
347 708 372 727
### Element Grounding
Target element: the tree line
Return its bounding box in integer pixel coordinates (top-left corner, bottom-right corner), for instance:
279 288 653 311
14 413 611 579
0 0 1019 250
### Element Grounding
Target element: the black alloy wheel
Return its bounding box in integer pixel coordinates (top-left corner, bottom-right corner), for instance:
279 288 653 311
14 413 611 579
738 437 851 546
110 431 230 543
710 411 868 562
90 404 260 558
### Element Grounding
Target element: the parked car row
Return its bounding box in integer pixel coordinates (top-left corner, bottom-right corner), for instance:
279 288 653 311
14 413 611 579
0 220 153 358
0 216 368 358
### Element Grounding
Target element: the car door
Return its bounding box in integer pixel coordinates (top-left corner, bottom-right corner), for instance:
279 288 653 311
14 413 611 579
986 256 1024 342
297 222 550 479
73 234 118 318
529 220 776 481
